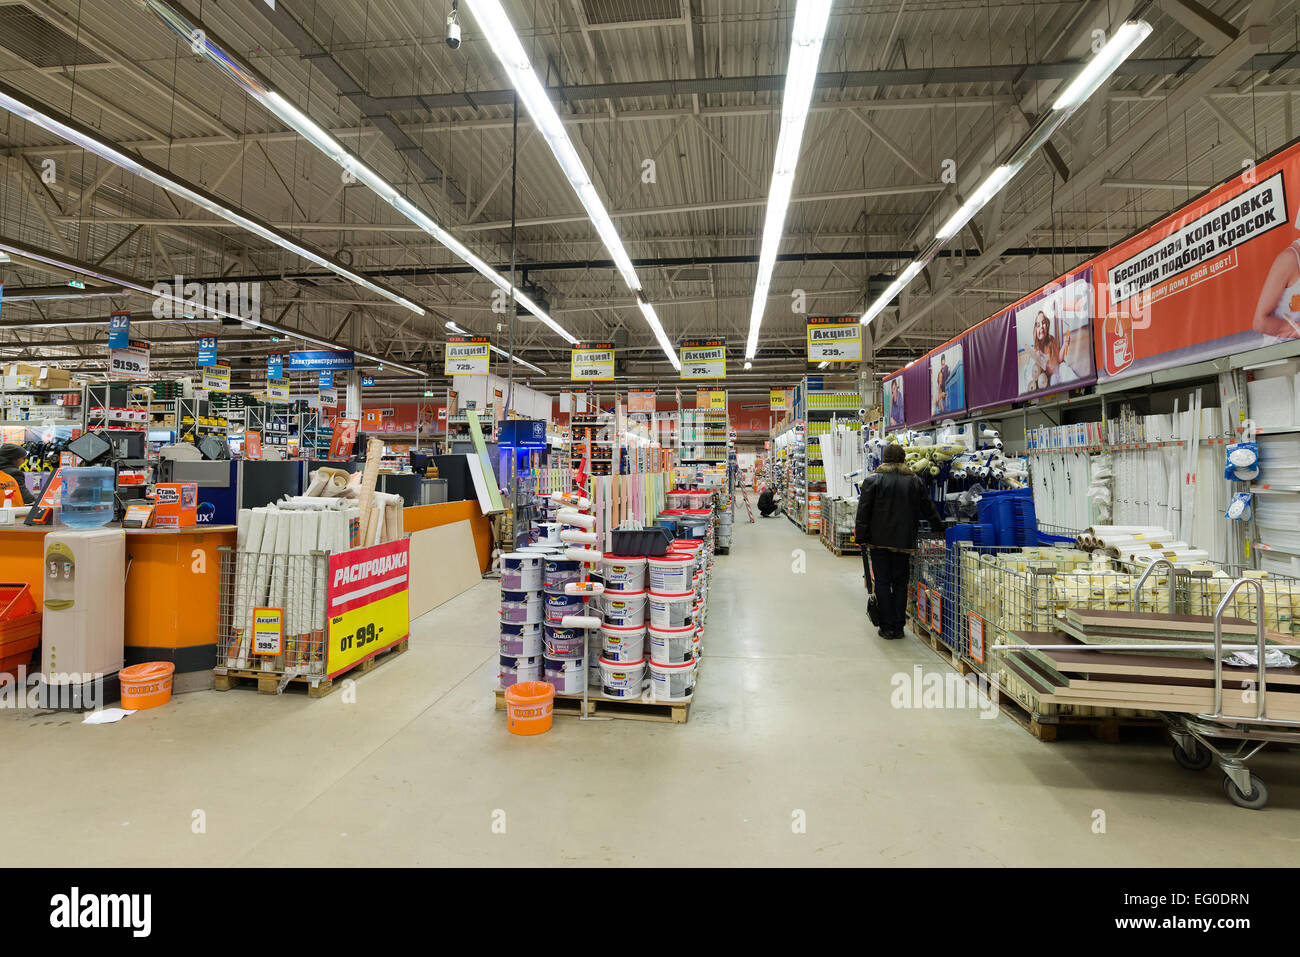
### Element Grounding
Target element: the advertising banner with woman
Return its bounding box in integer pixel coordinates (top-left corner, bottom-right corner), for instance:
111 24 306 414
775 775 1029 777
1094 141 1300 381
1014 268 1095 397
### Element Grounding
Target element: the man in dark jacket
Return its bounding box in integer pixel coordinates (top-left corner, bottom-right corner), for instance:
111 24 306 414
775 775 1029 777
757 485 778 517
855 444 942 639
0 444 34 505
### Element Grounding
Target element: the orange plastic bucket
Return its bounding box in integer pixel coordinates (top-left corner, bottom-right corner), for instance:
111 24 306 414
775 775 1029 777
119 662 175 710
505 680 555 735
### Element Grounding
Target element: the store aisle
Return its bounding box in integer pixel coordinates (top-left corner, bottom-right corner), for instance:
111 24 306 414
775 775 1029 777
2 515 1298 866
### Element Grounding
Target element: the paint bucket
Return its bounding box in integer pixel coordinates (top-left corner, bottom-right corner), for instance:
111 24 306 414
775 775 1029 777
600 590 646 627
544 557 582 589
599 657 646 699
648 624 695 664
672 538 703 557
543 588 585 622
600 622 646 663
504 680 554 736
647 552 694 593
499 654 541 688
667 490 691 509
649 659 695 701
648 591 695 629
500 553 543 591
544 656 586 694
536 522 562 544
544 624 588 660
600 554 647 592
500 590 541 624
500 621 543 657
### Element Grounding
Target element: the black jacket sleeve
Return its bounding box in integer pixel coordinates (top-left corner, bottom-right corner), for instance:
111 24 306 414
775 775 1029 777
913 475 941 533
854 475 877 546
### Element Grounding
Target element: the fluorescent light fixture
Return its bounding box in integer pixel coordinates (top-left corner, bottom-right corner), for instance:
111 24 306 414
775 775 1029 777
462 0 680 365
935 165 1014 240
744 0 834 360
136 1 576 345
1053 19 1152 111
444 319 546 375
0 252 10 263
857 17 1149 329
817 361 829 369
0 81 425 318
0 237 425 376
744 361 752 371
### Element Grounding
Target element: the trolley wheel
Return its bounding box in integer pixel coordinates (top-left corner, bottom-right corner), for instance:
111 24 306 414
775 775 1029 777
1222 774 1269 810
1171 739 1212 771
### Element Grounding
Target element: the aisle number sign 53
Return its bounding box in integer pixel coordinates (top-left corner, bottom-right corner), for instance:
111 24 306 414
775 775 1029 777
444 336 490 376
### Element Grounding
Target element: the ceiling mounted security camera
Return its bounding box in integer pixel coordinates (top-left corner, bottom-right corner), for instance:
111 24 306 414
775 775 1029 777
446 1 461 49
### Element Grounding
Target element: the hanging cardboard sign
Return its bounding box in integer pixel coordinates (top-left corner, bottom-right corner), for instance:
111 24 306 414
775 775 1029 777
252 607 283 656
197 336 218 366
570 341 615 380
769 388 787 411
268 377 290 402
627 389 656 414
362 375 375 387
202 363 231 393
108 340 150 380
267 354 284 379
680 337 726 378
286 350 354 371
696 389 726 410
319 388 338 408
807 317 862 362
108 312 131 350
444 336 490 376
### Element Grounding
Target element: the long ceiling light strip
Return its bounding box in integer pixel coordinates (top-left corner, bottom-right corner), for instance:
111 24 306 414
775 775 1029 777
0 82 425 318
445 320 546 375
136 1 576 347
744 0 834 360
0 237 425 376
460 0 680 371
859 13 1152 329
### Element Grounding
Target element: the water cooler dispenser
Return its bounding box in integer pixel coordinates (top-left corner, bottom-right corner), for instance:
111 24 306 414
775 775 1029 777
40 529 126 707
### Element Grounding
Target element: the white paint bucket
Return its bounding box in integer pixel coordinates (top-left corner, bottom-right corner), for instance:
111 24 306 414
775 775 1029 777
648 591 695 629
544 623 588 659
544 656 585 694
500 590 541 624
600 590 646 627
536 522 562 544
666 490 691 509
600 622 646 663
648 624 695 664
500 621 543 657
499 654 541 688
649 659 695 701
543 588 585 623
599 657 646 699
543 558 582 589
600 554 647 592
647 552 694 593
500 553 543 591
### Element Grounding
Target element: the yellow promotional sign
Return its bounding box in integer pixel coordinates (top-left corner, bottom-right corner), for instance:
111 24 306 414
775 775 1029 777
203 364 231 393
444 336 490 376
267 377 290 402
571 341 615 380
252 607 283 656
696 389 726 410
680 337 726 379
325 540 410 678
770 388 787 411
807 316 862 362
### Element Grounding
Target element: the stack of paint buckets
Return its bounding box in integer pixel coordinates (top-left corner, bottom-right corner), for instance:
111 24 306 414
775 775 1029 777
597 553 648 699
645 546 699 701
499 551 544 687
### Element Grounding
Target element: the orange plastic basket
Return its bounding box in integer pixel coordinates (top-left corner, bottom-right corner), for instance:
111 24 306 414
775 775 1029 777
120 662 175 710
0 584 40 675
504 680 555 736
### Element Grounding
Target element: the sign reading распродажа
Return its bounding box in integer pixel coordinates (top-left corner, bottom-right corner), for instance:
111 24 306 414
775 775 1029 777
326 539 410 679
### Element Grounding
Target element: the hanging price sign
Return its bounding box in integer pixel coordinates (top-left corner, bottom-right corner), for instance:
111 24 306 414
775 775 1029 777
570 341 615 380
108 340 150 380
770 388 788 411
202 363 231 393
807 317 862 363
267 377 290 402
444 336 490 376
680 337 726 379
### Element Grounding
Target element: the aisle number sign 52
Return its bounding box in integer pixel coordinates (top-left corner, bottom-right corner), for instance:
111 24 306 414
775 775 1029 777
444 336 490 376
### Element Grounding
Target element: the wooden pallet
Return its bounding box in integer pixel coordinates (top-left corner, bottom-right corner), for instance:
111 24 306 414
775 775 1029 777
214 639 409 698
819 530 860 557
903 621 1164 743
494 687 690 723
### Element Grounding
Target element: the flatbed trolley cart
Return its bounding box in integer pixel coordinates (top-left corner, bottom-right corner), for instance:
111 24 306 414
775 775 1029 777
995 577 1299 810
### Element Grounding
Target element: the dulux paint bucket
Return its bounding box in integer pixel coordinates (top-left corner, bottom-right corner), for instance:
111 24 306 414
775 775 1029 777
647 552 694 593
500 553 543 591
648 624 695 664
499 654 541 688
649 659 695 701
500 621 543 657
543 588 585 622
600 590 646 627
599 657 646 699
544 656 586 694
500 590 541 624
600 554 647 592
600 622 646 663
544 625 588 660
536 522 562 544
648 591 695 629
544 558 582 589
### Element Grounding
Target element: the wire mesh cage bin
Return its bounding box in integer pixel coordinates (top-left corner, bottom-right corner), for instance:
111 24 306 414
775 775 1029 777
216 546 331 678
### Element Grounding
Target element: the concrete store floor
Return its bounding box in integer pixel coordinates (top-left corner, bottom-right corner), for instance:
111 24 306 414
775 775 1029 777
2 513 1298 866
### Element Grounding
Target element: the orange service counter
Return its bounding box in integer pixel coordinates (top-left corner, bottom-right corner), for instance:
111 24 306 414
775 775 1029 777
0 524 236 691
